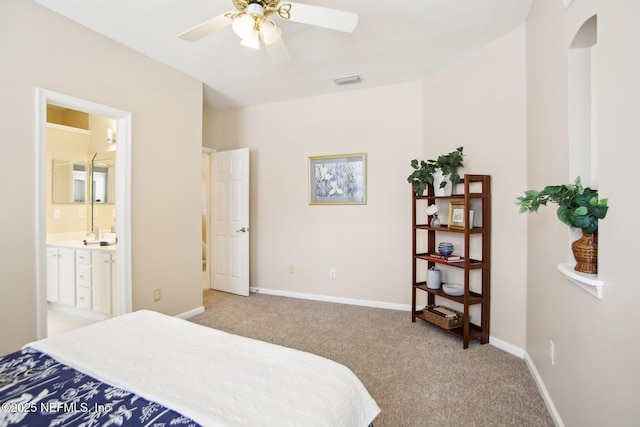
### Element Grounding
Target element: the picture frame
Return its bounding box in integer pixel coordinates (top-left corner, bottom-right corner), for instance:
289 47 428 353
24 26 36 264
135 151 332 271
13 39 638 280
448 201 474 230
309 153 366 205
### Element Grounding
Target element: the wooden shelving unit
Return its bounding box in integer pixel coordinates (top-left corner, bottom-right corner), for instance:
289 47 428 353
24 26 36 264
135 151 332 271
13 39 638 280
411 174 491 348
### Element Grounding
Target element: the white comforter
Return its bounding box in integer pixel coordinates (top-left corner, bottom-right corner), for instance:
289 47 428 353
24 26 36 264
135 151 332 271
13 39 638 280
30 310 380 426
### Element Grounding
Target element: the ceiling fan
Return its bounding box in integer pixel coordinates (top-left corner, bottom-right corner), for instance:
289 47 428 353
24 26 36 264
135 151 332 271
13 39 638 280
178 0 358 62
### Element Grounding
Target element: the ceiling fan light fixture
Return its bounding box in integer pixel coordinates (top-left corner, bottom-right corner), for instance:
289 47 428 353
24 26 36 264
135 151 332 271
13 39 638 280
259 19 281 45
232 14 255 39
240 30 261 49
177 0 359 63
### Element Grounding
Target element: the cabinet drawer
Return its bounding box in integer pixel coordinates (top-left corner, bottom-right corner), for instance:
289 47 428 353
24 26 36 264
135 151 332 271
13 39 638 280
76 286 91 309
76 264 92 288
76 250 92 265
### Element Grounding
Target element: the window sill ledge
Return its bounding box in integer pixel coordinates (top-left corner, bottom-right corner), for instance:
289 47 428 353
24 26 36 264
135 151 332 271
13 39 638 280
557 263 604 299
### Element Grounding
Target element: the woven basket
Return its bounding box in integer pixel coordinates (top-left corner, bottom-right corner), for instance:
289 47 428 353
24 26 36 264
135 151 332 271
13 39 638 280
423 305 463 329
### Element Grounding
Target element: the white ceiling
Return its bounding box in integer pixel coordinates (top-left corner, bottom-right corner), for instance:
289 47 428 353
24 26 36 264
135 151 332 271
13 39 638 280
33 0 533 110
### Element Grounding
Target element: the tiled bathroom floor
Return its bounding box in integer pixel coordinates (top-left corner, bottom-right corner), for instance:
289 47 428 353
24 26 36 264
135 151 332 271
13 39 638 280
47 308 99 337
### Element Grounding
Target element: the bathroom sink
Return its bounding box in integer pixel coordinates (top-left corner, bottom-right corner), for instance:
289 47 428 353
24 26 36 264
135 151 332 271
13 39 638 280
83 239 116 246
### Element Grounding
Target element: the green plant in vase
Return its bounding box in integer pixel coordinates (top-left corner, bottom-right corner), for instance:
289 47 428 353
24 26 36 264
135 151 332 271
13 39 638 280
407 147 464 196
515 177 609 273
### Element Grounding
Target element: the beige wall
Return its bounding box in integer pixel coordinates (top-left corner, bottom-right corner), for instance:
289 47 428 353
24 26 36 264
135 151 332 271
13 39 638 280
205 82 424 306
526 0 639 425
203 24 528 347
0 0 204 354
422 24 528 348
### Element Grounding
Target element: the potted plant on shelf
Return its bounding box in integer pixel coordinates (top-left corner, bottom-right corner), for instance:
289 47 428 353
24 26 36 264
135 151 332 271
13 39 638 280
407 147 464 196
515 177 609 274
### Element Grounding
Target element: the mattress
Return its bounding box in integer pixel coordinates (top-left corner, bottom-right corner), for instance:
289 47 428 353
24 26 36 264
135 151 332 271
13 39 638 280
1 310 380 426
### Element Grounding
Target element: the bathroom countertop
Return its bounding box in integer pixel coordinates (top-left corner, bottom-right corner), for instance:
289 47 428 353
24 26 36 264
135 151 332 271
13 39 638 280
47 240 117 252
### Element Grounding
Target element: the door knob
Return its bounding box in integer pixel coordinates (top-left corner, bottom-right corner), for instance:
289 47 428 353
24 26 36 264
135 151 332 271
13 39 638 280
236 227 248 233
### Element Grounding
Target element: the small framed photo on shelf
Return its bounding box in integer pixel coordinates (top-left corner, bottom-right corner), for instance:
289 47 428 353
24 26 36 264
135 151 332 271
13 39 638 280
448 201 474 230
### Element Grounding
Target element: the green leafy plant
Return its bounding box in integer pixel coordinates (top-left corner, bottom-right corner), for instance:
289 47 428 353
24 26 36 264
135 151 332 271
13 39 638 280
407 147 464 196
515 177 609 234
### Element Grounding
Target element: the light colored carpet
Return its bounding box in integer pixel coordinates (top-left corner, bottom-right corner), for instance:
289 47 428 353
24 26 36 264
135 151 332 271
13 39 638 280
189 290 554 427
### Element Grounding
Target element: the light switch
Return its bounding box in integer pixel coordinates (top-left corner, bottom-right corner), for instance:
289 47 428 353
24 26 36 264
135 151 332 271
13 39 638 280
78 208 86 218
53 209 60 219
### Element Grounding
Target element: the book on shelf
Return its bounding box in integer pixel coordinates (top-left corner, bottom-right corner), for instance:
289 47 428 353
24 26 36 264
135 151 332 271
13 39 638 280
426 306 457 318
427 253 464 263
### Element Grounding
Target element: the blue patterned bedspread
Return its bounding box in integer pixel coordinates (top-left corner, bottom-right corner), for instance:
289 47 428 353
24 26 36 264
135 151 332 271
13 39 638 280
0 347 200 427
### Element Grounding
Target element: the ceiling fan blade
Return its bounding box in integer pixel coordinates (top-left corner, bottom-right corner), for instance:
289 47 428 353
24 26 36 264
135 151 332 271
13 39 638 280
286 2 358 33
178 14 232 42
264 36 290 63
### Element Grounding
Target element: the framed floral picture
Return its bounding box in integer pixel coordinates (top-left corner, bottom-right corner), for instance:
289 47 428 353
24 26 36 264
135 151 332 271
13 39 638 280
309 153 366 204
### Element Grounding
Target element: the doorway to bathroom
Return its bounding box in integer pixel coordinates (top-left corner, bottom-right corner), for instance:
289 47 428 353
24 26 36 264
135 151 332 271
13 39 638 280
35 88 132 339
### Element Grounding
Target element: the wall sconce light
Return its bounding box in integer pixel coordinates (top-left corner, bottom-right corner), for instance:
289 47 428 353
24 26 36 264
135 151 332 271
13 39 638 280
107 128 116 144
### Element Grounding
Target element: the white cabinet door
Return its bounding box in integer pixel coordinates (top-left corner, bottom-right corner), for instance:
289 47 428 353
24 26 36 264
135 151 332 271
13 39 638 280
92 252 113 315
58 248 76 306
76 286 92 310
46 247 60 303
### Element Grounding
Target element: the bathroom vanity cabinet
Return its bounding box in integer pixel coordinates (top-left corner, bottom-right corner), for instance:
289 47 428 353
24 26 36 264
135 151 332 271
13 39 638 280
91 251 115 315
46 247 76 306
47 244 114 316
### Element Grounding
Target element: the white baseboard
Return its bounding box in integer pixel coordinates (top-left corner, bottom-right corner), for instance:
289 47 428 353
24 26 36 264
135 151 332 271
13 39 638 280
524 352 564 427
253 287 529 355
489 336 526 358
250 286 410 311
175 305 205 319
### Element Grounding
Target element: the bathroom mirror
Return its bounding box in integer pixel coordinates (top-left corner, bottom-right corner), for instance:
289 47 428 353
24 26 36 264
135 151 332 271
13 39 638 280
52 159 88 203
90 154 116 204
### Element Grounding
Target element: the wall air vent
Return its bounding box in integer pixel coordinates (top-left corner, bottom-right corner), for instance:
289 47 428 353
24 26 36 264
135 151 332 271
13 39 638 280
334 75 363 86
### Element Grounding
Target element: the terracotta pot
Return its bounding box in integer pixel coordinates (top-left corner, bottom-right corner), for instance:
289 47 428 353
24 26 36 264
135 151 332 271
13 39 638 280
572 230 598 274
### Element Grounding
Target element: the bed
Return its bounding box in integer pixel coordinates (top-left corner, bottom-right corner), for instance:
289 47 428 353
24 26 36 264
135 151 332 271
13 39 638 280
0 310 380 426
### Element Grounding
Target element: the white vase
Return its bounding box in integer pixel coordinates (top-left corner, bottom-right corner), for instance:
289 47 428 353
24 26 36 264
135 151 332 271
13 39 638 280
432 168 453 196
427 267 441 289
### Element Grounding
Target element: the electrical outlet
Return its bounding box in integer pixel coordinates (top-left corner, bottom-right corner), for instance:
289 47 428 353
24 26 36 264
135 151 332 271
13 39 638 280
289 264 295 273
153 288 161 302
329 268 336 279
549 340 555 365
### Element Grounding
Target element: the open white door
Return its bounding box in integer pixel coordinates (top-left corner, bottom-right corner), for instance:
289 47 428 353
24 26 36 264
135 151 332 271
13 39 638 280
210 148 250 296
